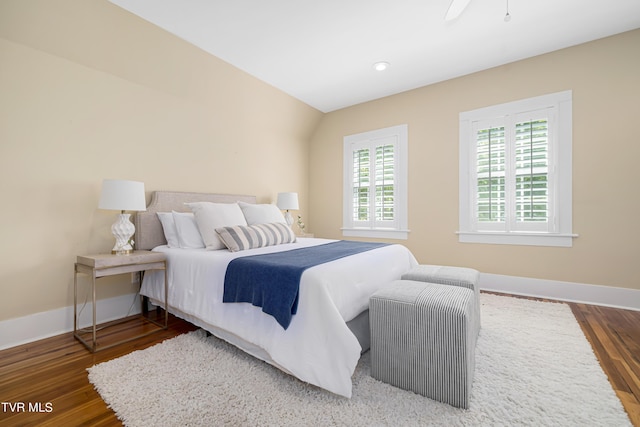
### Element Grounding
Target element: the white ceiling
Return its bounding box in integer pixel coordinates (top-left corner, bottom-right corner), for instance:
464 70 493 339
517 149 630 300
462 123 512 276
109 0 640 112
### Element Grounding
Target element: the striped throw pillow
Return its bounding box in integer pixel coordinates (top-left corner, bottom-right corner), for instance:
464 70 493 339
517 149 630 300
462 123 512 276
215 222 297 252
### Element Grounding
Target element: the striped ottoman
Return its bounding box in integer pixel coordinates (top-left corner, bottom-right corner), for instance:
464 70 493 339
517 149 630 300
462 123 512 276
402 265 481 334
370 280 477 409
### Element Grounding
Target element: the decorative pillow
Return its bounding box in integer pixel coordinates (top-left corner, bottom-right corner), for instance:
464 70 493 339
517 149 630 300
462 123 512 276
238 201 286 225
156 212 180 248
172 211 205 249
186 202 247 250
215 222 296 252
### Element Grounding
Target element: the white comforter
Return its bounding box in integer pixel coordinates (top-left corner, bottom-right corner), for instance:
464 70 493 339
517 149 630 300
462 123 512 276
141 238 417 397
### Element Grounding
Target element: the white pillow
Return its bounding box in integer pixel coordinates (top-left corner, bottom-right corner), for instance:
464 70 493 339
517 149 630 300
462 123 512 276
156 212 180 248
238 201 286 225
186 202 247 250
172 211 205 249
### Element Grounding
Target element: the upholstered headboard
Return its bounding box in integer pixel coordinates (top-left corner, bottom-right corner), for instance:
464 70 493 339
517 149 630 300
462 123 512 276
134 191 257 250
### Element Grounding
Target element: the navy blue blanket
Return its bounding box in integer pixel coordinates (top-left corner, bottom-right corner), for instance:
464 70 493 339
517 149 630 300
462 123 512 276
223 240 388 329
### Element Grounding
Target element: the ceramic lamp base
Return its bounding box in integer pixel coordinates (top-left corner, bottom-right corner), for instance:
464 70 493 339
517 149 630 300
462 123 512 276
111 213 135 255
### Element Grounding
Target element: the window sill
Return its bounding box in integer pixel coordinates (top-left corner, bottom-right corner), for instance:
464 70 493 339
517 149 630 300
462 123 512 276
342 228 409 240
457 231 578 247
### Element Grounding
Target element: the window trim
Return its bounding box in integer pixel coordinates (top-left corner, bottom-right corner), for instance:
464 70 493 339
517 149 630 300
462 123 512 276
343 124 409 240
458 91 577 247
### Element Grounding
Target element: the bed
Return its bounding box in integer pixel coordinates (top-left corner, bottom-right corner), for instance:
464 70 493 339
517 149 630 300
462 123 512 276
135 191 418 398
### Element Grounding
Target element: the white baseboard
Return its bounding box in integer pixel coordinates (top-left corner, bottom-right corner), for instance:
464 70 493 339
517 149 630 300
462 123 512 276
479 273 640 311
0 293 141 351
2 275 639 351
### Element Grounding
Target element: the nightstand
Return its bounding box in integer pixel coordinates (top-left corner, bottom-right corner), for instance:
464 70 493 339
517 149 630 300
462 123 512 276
73 250 168 352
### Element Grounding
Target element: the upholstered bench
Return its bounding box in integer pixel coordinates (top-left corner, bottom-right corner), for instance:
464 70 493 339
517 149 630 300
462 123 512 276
402 265 480 333
370 280 477 409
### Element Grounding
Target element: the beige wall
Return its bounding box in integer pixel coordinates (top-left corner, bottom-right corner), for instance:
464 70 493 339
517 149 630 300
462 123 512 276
0 1 322 322
310 29 640 291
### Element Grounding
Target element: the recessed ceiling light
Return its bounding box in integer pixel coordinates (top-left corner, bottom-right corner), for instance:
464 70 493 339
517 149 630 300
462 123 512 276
373 61 390 71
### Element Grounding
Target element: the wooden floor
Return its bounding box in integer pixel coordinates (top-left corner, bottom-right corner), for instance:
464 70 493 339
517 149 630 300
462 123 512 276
571 302 640 426
0 297 638 426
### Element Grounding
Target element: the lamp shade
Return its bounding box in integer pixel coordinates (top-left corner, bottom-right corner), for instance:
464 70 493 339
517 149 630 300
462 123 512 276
276 192 299 210
98 179 146 212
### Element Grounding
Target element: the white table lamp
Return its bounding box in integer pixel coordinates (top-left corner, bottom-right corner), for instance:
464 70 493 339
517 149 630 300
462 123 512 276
276 192 299 227
98 179 146 255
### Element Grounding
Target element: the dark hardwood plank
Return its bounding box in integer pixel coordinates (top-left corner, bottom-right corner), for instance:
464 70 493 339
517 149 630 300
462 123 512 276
570 303 640 426
0 313 197 426
0 298 638 426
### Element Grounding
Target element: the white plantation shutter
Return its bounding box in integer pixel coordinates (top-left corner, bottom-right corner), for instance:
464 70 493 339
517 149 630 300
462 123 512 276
351 139 397 229
352 147 370 222
344 125 408 239
459 91 574 247
375 144 395 223
513 113 552 232
474 122 506 230
471 110 554 233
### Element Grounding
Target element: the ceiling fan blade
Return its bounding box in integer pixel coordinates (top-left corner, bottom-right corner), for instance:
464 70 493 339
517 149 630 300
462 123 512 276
445 0 472 21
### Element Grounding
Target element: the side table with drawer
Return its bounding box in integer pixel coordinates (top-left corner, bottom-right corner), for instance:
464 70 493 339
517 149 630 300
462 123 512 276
73 250 168 352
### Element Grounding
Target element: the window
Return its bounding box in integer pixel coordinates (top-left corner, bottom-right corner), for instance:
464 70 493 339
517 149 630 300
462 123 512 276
458 91 576 247
343 124 408 239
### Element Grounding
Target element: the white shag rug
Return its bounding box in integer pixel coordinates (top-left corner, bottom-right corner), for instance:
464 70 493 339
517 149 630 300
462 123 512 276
88 294 631 426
